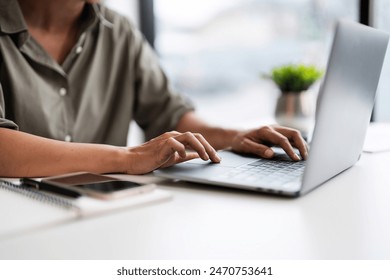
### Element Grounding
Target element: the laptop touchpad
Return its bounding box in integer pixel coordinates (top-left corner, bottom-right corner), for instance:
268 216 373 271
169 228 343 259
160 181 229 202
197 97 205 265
188 150 258 167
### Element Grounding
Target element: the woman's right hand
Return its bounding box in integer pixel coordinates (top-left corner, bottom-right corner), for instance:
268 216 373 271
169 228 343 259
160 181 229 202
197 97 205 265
124 131 221 175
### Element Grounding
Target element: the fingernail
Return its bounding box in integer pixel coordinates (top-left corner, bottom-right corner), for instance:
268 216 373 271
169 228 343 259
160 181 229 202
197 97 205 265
294 153 300 160
265 149 273 158
210 153 221 163
203 153 210 161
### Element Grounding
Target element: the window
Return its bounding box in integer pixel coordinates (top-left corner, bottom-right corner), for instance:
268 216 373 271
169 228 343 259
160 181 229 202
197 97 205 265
154 0 358 124
373 0 390 121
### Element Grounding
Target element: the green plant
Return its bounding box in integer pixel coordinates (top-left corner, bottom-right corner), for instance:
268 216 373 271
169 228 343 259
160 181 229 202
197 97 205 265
266 64 323 93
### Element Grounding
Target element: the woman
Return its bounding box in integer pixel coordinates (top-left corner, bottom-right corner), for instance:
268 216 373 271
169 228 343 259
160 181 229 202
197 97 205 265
0 0 307 177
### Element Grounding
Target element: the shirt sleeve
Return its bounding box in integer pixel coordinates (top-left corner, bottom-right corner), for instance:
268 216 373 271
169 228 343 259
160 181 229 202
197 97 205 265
0 83 18 130
130 25 195 140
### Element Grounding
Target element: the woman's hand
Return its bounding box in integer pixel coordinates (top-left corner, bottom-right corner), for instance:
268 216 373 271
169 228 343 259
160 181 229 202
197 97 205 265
231 125 308 161
125 131 221 174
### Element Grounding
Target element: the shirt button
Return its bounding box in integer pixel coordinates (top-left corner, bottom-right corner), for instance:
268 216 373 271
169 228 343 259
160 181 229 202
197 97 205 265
64 135 72 142
59 88 67 97
76 46 83 54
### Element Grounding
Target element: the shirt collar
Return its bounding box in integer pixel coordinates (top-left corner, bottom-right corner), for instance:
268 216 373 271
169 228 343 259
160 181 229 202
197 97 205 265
0 0 28 35
0 1 108 47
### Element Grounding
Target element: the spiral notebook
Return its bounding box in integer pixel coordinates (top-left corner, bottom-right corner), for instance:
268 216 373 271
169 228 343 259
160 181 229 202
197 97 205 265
0 179 171 240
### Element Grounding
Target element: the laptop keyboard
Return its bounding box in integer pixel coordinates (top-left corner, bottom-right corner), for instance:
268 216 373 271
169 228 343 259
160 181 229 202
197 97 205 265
216 156 305 189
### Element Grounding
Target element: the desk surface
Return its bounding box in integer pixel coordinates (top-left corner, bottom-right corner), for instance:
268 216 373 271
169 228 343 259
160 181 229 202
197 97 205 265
1 150 390 259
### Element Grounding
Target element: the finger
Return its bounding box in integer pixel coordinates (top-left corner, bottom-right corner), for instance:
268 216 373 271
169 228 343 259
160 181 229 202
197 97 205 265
174 132 210 161
193 133 221 162
159 137 187 166
239 138 275 159
160 152 199 168
257 128 300 161
156 131 181 140
274 127 308 160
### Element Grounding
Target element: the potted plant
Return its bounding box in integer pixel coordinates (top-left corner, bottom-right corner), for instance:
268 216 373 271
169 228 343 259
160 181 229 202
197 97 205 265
266 64 323 137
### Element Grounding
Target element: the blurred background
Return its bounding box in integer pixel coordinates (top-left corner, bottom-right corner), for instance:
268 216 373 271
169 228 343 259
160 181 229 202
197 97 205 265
104 0 390 143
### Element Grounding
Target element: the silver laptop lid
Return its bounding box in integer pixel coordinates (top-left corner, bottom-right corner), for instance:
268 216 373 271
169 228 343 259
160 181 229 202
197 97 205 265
301 20 389 195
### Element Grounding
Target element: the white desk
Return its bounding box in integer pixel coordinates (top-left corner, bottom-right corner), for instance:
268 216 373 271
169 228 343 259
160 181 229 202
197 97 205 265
0 149 390 259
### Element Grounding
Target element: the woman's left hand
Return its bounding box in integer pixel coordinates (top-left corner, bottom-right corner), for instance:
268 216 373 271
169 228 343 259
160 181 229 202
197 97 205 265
231 125 308 161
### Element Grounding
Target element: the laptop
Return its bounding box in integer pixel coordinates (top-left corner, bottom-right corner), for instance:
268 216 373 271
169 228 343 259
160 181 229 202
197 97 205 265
155 20 389 197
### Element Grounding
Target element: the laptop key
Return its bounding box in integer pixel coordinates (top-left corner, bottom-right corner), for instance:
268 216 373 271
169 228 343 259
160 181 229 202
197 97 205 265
221 158 305 185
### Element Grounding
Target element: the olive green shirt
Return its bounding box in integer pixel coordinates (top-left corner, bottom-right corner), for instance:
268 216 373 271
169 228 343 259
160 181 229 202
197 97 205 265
0 1 193 145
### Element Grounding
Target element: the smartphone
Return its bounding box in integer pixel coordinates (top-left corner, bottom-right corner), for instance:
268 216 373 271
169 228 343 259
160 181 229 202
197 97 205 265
42 172 155 200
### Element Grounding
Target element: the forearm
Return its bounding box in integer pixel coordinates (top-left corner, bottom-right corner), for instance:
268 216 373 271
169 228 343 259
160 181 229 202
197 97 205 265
176 112 239 150
0 128 127 178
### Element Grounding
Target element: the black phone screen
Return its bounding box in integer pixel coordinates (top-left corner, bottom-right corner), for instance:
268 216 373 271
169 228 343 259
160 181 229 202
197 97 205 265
75 181 141 193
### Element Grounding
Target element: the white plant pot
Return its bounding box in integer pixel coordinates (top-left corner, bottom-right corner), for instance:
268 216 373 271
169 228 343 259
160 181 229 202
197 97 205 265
275 91 315 138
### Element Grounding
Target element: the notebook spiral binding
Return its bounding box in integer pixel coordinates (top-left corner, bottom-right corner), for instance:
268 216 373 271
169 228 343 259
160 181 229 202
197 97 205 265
0 180 77 211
